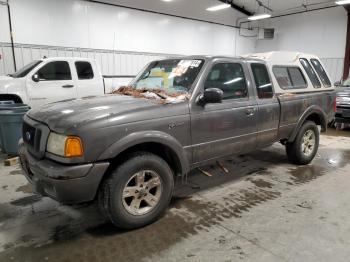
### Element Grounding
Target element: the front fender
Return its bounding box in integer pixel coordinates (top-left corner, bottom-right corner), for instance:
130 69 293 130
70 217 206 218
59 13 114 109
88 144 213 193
288 105 327 142
97 130 190 174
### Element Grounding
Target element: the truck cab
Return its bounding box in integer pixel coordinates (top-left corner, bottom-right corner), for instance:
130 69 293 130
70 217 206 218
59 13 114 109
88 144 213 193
0 57 104 108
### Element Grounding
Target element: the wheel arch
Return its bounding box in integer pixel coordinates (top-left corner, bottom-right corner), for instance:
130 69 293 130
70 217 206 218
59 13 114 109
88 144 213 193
0 94 23 103
288 105 327 142
97 131 190 177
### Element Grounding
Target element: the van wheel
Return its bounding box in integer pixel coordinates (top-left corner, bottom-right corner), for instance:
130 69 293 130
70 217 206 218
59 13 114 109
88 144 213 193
99 152 174 229
286 121 319 165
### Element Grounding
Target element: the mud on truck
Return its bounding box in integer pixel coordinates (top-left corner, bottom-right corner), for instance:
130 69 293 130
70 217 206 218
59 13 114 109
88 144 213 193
19 52 336 229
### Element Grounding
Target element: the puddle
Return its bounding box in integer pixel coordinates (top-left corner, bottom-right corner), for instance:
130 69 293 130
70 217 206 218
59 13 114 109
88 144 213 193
288 148 350 185
289 165 327 185
10 169 23 176
0 204 14 223
0 186 281 262
10 195 42 206
325 127 350 138
247 167 270 176
16 184 33 194
248 179 274 188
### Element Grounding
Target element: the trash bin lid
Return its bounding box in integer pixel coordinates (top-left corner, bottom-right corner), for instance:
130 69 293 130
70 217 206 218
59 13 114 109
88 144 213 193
0 100 15 105
0 104 30 111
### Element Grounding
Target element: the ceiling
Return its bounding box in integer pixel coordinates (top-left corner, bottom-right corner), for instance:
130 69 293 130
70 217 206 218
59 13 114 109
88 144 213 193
96 0 339 27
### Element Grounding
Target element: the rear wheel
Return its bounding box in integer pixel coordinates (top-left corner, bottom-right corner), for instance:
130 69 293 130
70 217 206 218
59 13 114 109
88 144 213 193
99 152 174 229
286 121 319 165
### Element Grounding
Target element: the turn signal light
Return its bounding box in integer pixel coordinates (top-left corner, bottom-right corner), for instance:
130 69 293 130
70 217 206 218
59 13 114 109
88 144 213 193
65 137 84 157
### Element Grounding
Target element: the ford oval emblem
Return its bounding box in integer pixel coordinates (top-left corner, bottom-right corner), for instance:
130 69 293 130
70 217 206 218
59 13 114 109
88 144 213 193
25 132 31 141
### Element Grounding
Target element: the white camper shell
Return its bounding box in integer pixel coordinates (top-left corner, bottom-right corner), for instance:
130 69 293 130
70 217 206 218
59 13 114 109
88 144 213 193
244 51 334 94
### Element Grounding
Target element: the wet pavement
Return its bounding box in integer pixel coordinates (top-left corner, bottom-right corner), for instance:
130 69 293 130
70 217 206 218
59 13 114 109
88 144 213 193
0 129 349 262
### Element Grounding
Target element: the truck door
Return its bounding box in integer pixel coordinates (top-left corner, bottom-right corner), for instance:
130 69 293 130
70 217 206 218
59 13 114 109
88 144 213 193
249 63 280 147
190 60 258 164
26 61 77 108
74 61 104 97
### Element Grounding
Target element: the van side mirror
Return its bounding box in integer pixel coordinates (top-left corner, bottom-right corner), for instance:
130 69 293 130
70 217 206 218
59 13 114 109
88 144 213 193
32 74 39 82
197 88 223 105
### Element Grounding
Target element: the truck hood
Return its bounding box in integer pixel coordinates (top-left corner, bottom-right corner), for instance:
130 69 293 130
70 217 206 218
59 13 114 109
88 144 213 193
27 94 185 133
0 75 24 94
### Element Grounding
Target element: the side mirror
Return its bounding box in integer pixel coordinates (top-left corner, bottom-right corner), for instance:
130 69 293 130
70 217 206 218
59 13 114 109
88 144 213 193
334 81 341 87
197 88 223 105
32 74 39 82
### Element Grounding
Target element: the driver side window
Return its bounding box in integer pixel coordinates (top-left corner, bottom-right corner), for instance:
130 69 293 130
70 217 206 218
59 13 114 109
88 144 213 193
37 61 72 81
204 63 247 100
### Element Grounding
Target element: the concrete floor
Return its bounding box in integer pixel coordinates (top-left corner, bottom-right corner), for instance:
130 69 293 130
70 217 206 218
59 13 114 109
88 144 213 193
0 129 349 262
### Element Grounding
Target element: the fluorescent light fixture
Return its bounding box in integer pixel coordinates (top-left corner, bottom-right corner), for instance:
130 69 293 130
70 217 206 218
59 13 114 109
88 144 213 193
206 3 231 11
162 0 173 2
248 13 271 21
335 0 350 5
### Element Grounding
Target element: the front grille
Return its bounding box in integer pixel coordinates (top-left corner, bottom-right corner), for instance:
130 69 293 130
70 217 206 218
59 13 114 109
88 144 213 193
22 121 36 147
22 116 50 159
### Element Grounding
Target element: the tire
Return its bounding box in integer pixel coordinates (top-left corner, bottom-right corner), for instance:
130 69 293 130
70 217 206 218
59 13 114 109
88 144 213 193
99 152 174 229
286 121 319 165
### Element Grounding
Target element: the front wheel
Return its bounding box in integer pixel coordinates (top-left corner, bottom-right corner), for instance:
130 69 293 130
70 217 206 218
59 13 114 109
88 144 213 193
99 152 174 229
286 121 319 165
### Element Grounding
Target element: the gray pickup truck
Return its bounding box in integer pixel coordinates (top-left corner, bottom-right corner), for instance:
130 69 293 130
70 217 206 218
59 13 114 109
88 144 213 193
19 52 335 229
335 78 350 125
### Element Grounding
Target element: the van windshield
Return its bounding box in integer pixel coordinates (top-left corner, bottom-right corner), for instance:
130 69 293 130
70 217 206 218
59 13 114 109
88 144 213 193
132 59 204 93
10 60 42 78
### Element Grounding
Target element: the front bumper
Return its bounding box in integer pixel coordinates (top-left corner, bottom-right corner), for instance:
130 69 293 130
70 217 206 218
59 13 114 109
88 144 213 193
335 106 350 123
18 140 110 204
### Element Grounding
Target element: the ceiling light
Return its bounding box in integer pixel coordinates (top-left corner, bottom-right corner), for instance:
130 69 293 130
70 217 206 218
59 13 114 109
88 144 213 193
162 0 173 2
206 3 231 12
335 0 350 5
248 13 271 21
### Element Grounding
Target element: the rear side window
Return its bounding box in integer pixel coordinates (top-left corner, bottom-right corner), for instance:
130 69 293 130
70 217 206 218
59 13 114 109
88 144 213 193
299 58 321 88
310 59 331 87
75 61 94 80
251 63 273 99
37 61 72 81
204 63 247 100
273 66 307 89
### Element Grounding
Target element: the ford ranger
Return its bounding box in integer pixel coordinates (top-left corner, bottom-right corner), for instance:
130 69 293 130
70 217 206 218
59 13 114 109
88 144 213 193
19 52 336 229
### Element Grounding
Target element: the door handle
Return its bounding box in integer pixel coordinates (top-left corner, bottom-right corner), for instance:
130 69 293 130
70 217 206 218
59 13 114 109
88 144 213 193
245 108 255 116
62 84 74 88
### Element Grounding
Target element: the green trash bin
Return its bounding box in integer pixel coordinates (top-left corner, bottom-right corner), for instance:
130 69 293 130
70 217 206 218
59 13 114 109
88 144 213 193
0 107 30 155
0 101 15 105
0 104 30 111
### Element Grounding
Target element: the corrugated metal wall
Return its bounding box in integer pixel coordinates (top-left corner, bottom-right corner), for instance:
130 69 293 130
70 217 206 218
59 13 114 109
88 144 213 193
0 42 345 85
0 42 182 76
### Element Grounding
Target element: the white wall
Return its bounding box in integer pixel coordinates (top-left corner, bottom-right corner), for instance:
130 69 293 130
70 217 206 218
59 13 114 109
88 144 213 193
0 0 256 76
1 0 346 81
255 7 347 81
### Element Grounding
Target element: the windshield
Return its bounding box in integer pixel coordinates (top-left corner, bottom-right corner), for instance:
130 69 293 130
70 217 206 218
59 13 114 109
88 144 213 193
10 60 42 78
132 59 204 93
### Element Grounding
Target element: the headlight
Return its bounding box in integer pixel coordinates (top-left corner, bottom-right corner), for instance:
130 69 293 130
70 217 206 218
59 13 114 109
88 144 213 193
47 132 84 157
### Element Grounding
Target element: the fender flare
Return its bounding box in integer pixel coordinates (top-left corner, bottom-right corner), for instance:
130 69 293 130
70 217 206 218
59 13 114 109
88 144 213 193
97 130 190 175
288 105 327 142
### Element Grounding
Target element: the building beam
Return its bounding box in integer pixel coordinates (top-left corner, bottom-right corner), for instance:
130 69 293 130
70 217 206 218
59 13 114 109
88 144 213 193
343 5 350 80
219 0 254 16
